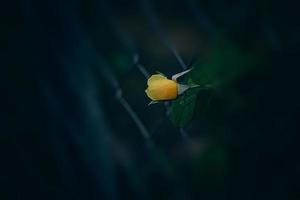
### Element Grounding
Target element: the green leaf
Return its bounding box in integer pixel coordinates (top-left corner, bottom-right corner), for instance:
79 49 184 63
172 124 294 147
170 79 201 128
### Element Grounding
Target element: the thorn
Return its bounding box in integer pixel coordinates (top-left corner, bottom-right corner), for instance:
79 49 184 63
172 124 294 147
155 71 166 77
190 84 200 88
172 68 193 81
148 101 159 106
177 84 190 95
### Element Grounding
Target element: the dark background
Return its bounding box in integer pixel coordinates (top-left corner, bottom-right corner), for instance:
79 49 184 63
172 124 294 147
1 0 299 199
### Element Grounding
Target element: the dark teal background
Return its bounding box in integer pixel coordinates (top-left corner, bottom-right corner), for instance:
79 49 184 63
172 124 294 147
1 0 299 199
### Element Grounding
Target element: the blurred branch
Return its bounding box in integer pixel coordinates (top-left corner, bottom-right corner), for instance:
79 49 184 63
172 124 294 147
117 90 150 140
139 0 187 70
97 58 151 140
133 54 150 79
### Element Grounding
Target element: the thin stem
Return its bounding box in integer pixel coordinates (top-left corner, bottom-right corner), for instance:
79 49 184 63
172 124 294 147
117 96 150 140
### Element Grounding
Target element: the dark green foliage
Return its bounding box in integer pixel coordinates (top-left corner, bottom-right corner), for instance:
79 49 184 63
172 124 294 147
170 39 255 127
171 79 202 127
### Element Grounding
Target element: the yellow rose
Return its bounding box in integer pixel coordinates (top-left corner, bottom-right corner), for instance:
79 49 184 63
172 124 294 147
145 69 195 105
145 74 178 101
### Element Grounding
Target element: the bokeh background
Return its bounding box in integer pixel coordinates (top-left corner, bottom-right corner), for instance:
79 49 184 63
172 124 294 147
1 0 299 199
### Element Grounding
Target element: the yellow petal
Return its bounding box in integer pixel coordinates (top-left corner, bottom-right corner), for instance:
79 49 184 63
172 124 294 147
147 74 167 86
145 79 177 100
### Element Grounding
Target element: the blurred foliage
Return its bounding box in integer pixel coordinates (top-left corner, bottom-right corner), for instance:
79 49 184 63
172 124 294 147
171 38 256 127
